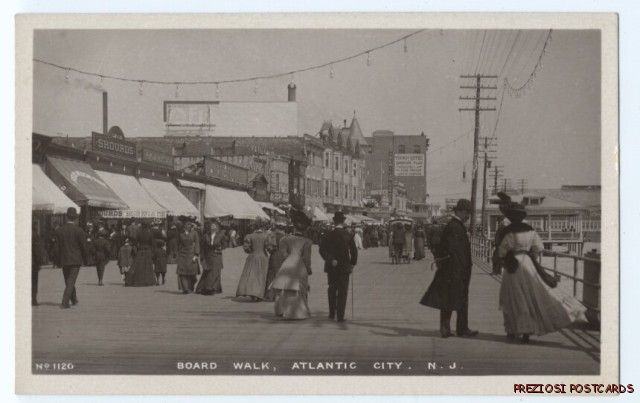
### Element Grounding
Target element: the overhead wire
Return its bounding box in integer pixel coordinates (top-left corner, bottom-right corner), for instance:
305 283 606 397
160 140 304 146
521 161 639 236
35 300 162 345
34 29 427 86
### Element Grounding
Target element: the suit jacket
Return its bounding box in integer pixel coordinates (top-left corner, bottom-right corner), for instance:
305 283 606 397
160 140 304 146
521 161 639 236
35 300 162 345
55 222 88 267
319 226 358 274
93 237 112 263
420 216 472 311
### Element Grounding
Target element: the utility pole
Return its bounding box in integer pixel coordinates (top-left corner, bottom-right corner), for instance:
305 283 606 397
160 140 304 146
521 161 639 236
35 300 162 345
479 137 497 230
491 165 504 195
517 178 528 194
460 74 497 234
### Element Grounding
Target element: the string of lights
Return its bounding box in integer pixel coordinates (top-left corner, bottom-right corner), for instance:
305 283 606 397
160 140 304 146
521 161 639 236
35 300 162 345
505 29 552 97
33 29 426 88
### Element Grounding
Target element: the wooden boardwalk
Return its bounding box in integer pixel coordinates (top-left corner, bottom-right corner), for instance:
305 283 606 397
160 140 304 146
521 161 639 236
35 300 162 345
32 245 600 375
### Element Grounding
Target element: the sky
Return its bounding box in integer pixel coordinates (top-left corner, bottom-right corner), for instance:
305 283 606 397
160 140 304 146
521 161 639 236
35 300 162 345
33 29 601 205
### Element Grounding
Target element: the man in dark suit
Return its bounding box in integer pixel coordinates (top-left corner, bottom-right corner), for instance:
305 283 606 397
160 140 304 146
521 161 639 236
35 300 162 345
421 199 478 338
319 211 358 322
55 207 88 309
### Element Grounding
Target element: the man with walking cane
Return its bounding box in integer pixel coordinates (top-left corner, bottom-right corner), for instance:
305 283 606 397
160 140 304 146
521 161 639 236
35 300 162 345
319 211 358 322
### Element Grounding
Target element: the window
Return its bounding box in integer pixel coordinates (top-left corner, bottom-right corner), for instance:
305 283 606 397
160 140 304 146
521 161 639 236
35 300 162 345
344 158 349 174
344 184 348 199
414 145 421 153
353 161 357 176
353 186 357 200
335 156 339 171
398 144 406 153
324 152 330 167
335 181 339 197
324 180 329 196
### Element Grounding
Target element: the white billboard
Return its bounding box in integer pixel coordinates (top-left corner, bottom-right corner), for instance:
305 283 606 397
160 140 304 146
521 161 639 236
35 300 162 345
394 153 424 177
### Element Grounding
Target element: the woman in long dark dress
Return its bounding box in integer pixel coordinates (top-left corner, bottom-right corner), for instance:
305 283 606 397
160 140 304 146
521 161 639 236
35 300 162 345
413 226 426 260
264 224 287 301
125 222 157 287
176 222 200 294
196 221 225 295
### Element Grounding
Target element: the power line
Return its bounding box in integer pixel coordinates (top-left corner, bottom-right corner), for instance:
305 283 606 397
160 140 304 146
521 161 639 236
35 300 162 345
426 127 475 155
473 31 487 75
34 29 427 86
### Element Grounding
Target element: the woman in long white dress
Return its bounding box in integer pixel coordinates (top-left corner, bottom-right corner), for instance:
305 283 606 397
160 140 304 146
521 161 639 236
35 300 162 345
270 209 313 320
498 202 586 343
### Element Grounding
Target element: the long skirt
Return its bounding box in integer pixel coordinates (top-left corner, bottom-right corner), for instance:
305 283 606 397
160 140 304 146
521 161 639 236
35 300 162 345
274 289 310 320
196 267 222 295
125 248 156 287
414 237 425 260
264 251 286 301
499 254 586 336
236 253 269 299
178 275 197 293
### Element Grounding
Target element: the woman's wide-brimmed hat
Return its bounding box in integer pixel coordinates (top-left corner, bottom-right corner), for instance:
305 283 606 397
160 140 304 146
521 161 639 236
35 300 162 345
290 207 312 228
333 211 346 223
504 202 527 222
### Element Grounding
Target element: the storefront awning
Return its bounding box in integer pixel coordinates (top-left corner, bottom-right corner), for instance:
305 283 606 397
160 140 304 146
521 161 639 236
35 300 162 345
345 214 362 225
139 178 200 217
46 157 127 209
177 178 206 190
204 185 270 220
313 206 330 222
95 170 167 219
32 164 79 214
258 202 285 215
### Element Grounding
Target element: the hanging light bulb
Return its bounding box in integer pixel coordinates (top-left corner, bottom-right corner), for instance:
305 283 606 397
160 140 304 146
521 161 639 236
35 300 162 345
289 72 295 85
403 39 408 53
253 80 258 95
64 69 70 82
215 83 220 99
329 64 335 79
175 83 180 99
138 81 144 96
366 52 371 66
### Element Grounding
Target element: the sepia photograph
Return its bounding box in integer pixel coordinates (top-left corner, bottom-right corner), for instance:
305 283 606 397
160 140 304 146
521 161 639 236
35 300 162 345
14 13 619 395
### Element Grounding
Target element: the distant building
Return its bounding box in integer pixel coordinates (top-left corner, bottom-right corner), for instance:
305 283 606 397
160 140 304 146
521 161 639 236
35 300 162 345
484 186 601 254
317 116 367 214
163 100 298 138
364 130 430 206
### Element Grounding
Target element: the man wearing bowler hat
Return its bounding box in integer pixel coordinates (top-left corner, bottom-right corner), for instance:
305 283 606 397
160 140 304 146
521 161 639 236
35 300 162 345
55 207 88 309
421 199 478 338
319 211 358 322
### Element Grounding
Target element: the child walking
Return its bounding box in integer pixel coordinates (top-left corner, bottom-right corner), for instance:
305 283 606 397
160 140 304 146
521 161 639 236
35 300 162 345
154 239 168 285
118 238 133 283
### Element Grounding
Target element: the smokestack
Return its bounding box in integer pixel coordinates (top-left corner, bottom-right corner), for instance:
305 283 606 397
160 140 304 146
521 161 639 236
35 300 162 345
102 91 108 135
287 83 296 102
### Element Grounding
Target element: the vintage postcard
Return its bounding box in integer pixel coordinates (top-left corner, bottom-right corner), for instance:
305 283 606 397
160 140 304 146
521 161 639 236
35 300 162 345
15 13 618 394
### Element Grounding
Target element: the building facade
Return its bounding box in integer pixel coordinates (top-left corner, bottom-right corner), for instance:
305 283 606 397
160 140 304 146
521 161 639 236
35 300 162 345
317 117 367 214
365 130 430 206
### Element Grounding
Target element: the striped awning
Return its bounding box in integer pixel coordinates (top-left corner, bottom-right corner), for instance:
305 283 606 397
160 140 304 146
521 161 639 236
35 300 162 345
32 164 79 214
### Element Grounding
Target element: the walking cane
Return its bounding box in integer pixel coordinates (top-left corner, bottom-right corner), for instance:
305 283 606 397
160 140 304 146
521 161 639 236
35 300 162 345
351 270 355 319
